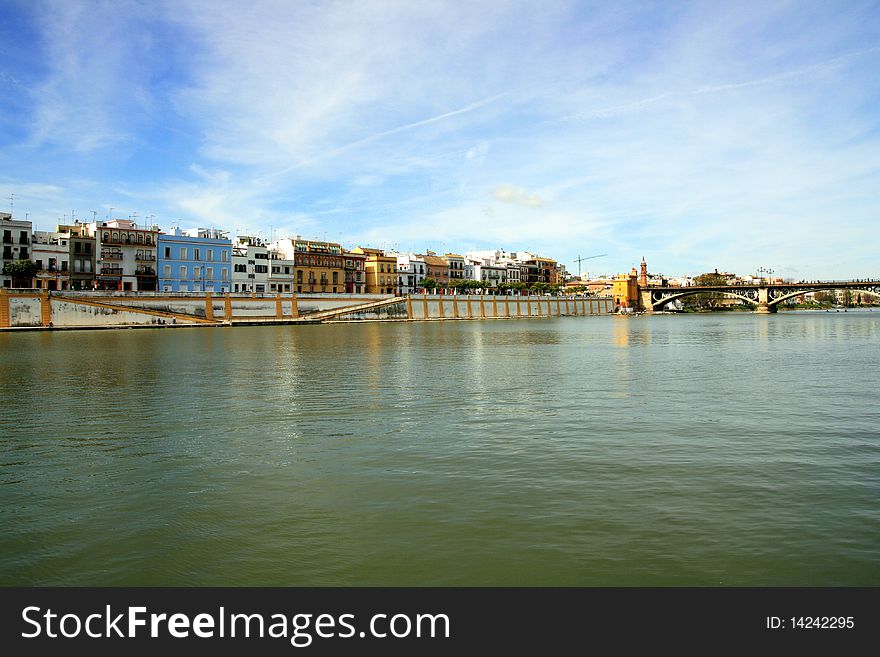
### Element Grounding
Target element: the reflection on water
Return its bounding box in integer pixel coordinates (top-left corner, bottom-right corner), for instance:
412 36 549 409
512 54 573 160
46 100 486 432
1 312 879 585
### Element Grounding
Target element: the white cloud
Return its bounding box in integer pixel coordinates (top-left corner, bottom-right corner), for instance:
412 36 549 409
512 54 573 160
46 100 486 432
492 184 543 208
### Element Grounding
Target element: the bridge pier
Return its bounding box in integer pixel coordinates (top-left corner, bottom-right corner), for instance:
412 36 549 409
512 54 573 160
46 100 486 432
756 287 775 314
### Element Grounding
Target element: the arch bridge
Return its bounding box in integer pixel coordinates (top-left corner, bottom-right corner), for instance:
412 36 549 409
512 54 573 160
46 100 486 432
640 281 880 314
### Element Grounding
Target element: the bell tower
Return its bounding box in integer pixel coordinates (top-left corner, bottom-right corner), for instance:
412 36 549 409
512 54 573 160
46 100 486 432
639 257 647 288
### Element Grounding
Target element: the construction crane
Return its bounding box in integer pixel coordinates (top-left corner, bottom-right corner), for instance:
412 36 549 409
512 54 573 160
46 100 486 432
573 253 607 277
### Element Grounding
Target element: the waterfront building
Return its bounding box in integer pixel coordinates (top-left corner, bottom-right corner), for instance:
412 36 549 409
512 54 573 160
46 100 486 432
464 253 508 290
444 254 465 282
232 236 269 293
158 227 232 293
422 252 449 289
394 253 428 295
351 247 398 295
57 222 96 290
613 269 639 309
1 212 32 288
270 237 346 294
342 250 366 294
268 248 295 294
31 231 70 290
85 219 159 291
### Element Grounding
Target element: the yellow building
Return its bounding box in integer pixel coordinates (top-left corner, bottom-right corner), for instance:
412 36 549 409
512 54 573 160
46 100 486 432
612 269 639 309
351 247 398 295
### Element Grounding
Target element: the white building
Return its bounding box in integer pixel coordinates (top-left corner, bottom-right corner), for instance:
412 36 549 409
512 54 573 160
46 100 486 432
232 236 269 293
268 249 295 294
31 231 71 291
1 212 33 288
394 253 428 294
85 219 159 291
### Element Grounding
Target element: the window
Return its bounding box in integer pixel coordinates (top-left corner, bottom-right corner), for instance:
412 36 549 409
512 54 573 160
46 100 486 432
164 247 171 259
36 260 43 270
164 265 171 278
206 267 213 280
180 266 187 279
221 251 228 262
180 247 188 260
256 284 265 293
332 271 338 284
234 264 247 273
61 261 68 271
207 249 214 262
221 269 228 281
194 248 200 261
296 270 303 284
270 284 277 291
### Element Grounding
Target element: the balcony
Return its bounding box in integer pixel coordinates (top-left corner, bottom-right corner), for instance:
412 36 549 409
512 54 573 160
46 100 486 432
136 268 156 277
136 254 156 261
19 237 29 245
99 267 124 276
101 251 124 260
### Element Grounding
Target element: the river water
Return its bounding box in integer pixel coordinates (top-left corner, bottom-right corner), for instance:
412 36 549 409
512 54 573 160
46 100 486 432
2 311 878 585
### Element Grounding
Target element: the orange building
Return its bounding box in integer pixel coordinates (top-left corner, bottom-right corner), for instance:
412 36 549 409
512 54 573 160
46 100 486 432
351 247 398 295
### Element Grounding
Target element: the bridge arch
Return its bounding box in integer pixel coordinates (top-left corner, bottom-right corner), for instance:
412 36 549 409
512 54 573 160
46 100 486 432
768 284 880 307
648 288 758 310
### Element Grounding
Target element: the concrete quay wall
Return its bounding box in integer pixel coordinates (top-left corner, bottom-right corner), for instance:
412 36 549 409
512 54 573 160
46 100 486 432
0 289 612 330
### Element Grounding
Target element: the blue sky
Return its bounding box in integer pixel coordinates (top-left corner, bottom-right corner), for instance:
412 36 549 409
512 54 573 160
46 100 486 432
1 0 879 279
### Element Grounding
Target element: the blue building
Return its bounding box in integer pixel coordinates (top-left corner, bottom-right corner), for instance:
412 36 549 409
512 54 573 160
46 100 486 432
157 228 232 293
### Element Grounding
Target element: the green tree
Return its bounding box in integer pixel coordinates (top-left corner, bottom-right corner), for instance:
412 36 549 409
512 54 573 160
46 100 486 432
2 260 38 288
684 272 729 310
419 277 438 291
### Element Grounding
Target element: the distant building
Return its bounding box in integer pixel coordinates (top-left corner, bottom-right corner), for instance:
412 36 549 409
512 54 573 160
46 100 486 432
158 227 232 293
268 248 295 294
422 252 449 288
85 219 159 291
270 237 345 294
351 247 398 295
444 254 465 282
394 253 427 295
57 222 96 290
232 236 269 293
31 231 71 290
342 251 366 294
1 212 32 288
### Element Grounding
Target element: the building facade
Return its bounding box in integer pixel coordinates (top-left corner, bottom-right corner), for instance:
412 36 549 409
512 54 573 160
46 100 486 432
342 251 366 294
58 222 96 290
351 247 398 295
31 231 70 290
158 228 232 293
232 236 269 293
85 219 159 291
270 237 346 294
1 212 32 288
395 253 427 295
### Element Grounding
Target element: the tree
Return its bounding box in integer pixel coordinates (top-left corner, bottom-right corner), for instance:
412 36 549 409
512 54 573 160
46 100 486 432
419 277 438 292
2 260 38 288
684 272 729 310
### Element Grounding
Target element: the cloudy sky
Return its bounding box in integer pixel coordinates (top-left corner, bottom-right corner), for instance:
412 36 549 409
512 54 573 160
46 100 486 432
1 1 878 278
